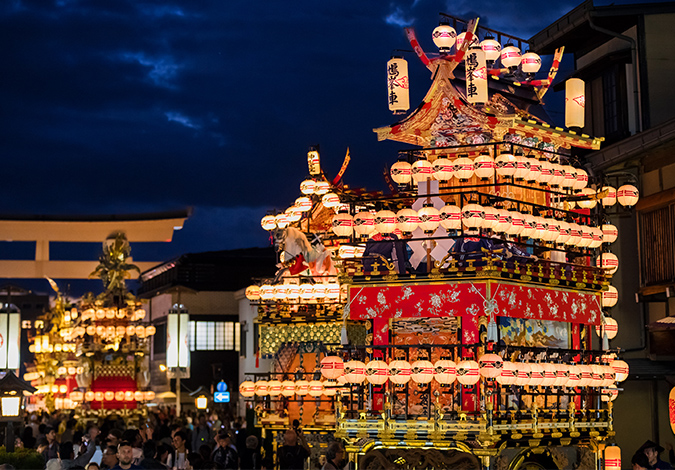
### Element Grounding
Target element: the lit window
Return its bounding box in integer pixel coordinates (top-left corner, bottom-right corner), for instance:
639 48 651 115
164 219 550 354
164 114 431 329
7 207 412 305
188 321 238 351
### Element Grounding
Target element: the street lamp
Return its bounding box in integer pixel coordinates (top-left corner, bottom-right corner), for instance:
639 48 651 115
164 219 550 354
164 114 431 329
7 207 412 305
195 395 207 410
167 304 190 414
0 370 36 452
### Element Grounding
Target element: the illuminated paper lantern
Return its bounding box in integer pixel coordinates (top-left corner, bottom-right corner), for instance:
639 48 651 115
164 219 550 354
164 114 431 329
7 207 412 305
411 360 435 384
294 380 310 396
521 51 541 74
260 284 274 301
85 391 95 402
456 31 478 50
553 364 570 387
308 380 324 397
602 286 619 308
300 179 316 195
513 153 530 180
299 284 314 301
387 57 410 114
566 223 582 247
520 213 536 238
285 206 302 223
275 213 289 229
453 156 474 180
354 211 376 236
322 382 338 397
412 159 433 183
526 156 542 182
261 215 277 231
578 225 593 248
343 360 367 384
433 360 457 384
331 212 354 237
550 164 565 187
314 181 329 195
95 392 104 401
124 391 135 402
432 24 456 52
388 360 412 384
432 157 454 181
254 381 269 397
566 365 582 388
577 364 593 387
456 360 480 385
531 217 547 241
562 165 577 189
473 153 495 179
281 380 296 397
600 186 617 206
482 206 498 231
589 226 604 249
396 208 420 233
365 360 389 385
598 316 620 340
601 365 617 387
605 445 621 470
507 211 525 236
440 205 462 230
245 285 261 301
544 218 560 243
417 205 441 232
565 78 585 128
462 203 485 229
539 159 554 186
478 354 503 379
267 380 283 397
617 184 639 207
597 253 619 275
514 363 532 386
496 152 517 177
144 391 155 401
374 210 397 234
497 361 518 386
494 209 512 234
325 283 340 300
500 44 521 69
390 161 413 185
104 391 115 401
481 37 501 62
541 363 558 387
321 192 340 209
529 363 545 386
135 391 144 401
574 168 589 191
557 221 571 245
465 47 488 103
601 385 619 403
601 224 618 244
610 359 629 382
589 365 604 387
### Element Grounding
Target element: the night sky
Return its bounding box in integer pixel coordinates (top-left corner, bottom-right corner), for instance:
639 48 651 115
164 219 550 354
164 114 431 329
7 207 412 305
0 0 649 269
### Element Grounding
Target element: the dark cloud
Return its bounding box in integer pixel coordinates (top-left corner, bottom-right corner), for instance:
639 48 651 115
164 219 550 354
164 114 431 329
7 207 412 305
0 0 651 252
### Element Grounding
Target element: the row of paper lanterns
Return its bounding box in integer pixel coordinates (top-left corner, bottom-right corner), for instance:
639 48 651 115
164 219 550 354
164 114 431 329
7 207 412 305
240 379 339 398
319 356 627 388
33 385 155 402
260 192 345 231
78 308 147 322
29 326 156 352
245 283 343 302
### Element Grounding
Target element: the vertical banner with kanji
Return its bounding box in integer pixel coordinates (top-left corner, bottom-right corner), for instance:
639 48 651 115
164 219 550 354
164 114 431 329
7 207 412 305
465 47 487 103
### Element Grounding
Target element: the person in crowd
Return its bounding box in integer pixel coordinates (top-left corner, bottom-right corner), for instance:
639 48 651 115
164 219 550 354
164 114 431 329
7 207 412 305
113 441 143 470
21 425 36 449
86 463 101 470
278 427 310 470
101 445 120 470
211 431 237 469
167 430 189 470
122 429 144 464
138 440 166 470
59 431 98 470
107 429 123 449
321 442 345 470
156 443 172 468
42 426 59 462
633 452 653 470
640 440 674 470
191 414 211 452
186 453 204 470
240 435 261 470
197 445 212 465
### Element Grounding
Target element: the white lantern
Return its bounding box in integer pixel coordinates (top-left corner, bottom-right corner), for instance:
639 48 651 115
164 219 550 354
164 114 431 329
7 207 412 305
601 365 617 387
286 284 300 301
602 285 619 308
565 78 585 128
602 224 618 244
500 44 521 69
507 211 525 236
295 197 313 212
589 365 605 388
440 205 462 230
314 181 330 195
273 284 288 301
390 161 413 185
578 225 593 248
281 380 296 397
544 218 560 243
566 365 582 388
261 215 277 231
526 156 542 183
456 360 480 385
418 205 441 232
374 210 397 234
577 364 593 387
562 165 577 189
295 380 310 396
410 360 435 384
521 51 541 74
453 156 474 180
300 179 316 195
286 206 302 223
387 57 410 114
482 205 499 231
529 363 545 386
433 360 457 384
412 159 433 182
343 360 367 384
566 223 582 246
601 385 619 403
432 24 457 52
260 284 275 301
299 283 314 301
322 192 340 208
513 153 529 180
497 362 518 386
573 168 589 191
531 216 547 241
520 213 536 238
557 221 571 245
597 252 619 275
610 359 629 382
539 159 554 186
595 316 619 339
245 285 261 301
325 282 340 300
494 209 513 234
456 31 478 50
617 184 639 207
478 354 503 378
473 153 495 179
496 152 517 177
480 37 501 62
550 163 565 187
268 380 283 396
553 364 570 387
312 283 326 300
432 157 454 181
331 212 354 237
254 381 269 397
275 213 290 229
365 360 389 385
600 186 617 207
239 381 256 398
388 360 412 384
577 188 597 209
462 203 485 229
540 363 558 387
354 211 376 236
307 380 324 397
396 208 420 233
514 363 532 386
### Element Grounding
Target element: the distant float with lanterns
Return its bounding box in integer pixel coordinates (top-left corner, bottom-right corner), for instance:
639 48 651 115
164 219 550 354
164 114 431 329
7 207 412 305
243 12 636 470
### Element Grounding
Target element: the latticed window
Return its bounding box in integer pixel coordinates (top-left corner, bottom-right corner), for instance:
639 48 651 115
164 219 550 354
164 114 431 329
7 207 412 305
188 321 240 352
639 204 675 287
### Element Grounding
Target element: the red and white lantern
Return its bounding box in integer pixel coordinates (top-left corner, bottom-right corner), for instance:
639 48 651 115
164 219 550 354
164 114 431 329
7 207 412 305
388 360 412 384
412 159 433 183
440 205 462 230
365 360 389 385
239 381 255 398
610 359 629 382
321 356 344 379
343 360 367 384
254 381 269 397
432 157 454 181
456 360 480 385
596 316 619 339
267 380 283 396
602 286 618 308
597 253 619 275
478 354 503 378
617 184 639 207
390 161 413 185
433 360 457 384
411 360 435 384
281 380 296 397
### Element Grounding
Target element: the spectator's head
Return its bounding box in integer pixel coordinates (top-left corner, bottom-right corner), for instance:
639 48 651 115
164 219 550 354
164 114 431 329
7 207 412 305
45 426 56 443
197 413 207 425
246 435 258 450
157 443 172 463
216 431 231 448
198 444 212 462
102 445 119 468
142 439 157 459
173 430 187 450
187 452 204 469
122 429 141 448
107 428 122 447
117 441 134 466
326 442 344 465
283 429 297 446
85 463 100 470
639 440 664 467
632 451 652 470
59 441 74 460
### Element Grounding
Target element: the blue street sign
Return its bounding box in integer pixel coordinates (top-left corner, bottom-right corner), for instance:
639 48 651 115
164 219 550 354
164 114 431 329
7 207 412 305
216 381 228 392
214 391 230 403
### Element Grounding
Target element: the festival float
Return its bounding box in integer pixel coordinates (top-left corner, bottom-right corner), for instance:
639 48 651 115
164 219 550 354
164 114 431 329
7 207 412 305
243 13 639 470
24 233 156 419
